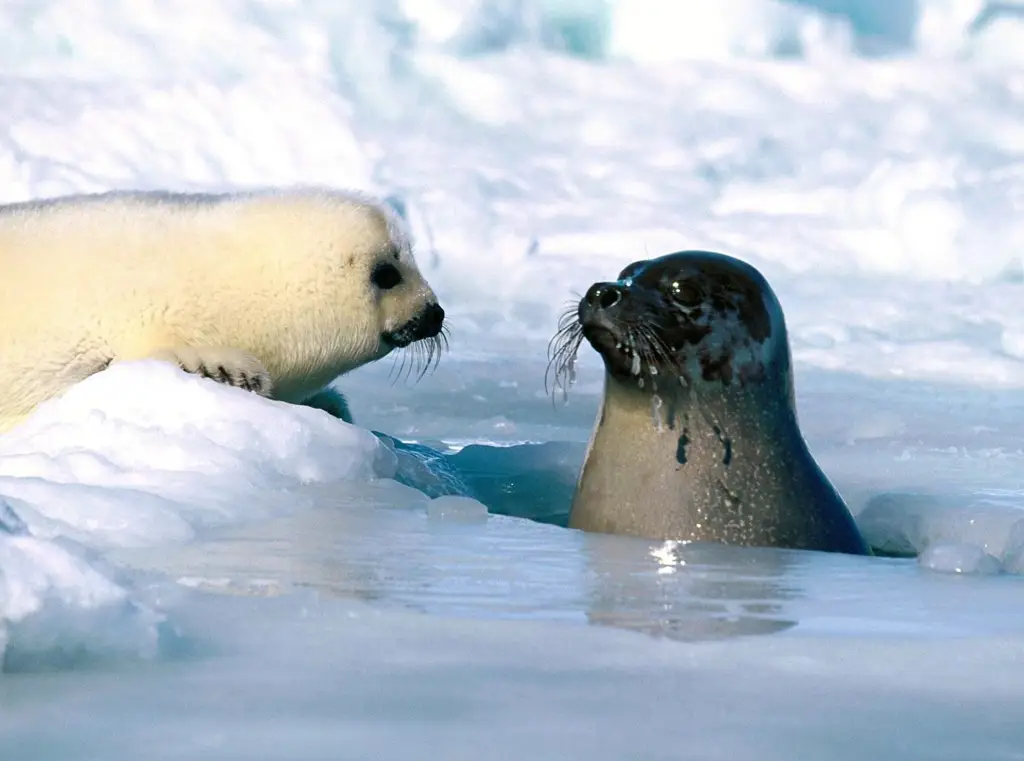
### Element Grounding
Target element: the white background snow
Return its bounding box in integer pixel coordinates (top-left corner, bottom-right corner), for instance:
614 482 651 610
2 1 1024 759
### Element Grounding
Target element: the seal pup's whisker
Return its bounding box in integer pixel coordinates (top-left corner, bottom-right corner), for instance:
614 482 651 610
438 322 451 354
418 327 448 379
389 315 450 385
388 330 448 386
388 344 412 383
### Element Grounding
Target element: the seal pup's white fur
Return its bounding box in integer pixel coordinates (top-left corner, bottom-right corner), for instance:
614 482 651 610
0 187 446 432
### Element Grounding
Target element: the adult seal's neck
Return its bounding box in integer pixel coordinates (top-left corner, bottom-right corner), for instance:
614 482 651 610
584 371 800 490
569 372 867 554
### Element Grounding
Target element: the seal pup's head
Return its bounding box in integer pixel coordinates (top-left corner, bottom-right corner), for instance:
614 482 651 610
548 250 792 406
283 189 450 381
358 199 448 378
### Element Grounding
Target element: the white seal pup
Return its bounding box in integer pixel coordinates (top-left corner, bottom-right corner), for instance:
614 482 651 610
0 187 447 432
548 250 870 556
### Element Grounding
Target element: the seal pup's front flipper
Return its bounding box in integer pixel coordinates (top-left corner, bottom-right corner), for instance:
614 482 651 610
142 346 272 396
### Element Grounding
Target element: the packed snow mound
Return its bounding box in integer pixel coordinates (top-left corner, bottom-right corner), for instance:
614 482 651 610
0 361 392 550
0 530 166 673
0 361 398 672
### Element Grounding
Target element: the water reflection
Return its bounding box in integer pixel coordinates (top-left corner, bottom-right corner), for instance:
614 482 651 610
109 475 808 645
580 533 801 641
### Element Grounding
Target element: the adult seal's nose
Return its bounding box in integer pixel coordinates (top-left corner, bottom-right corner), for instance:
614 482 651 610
414 302 445 339
579 282 622 323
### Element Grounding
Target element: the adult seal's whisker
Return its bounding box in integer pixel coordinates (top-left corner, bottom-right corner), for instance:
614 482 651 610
545 312 585 401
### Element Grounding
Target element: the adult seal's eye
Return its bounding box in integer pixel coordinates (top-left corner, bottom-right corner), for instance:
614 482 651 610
372 263 403 290
671 279 702 306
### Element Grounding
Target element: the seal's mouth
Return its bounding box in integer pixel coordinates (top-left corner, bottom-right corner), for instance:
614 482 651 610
380 302 450 383
382 302 446 349
577 286 672 382
581 318 655 380
580 315 625 355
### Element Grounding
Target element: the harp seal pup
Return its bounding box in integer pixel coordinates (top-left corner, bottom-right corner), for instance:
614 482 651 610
0 187 447 433
549 250 869 556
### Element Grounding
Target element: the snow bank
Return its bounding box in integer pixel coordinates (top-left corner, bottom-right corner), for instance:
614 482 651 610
0 530 164 673
0 361 394 670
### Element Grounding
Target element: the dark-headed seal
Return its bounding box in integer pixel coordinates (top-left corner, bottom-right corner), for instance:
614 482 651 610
548 250 870 556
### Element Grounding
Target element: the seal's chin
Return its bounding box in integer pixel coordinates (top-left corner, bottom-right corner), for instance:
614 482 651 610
381 330 413 349
581 321 649 380
581 322 623 359
580 311 686 386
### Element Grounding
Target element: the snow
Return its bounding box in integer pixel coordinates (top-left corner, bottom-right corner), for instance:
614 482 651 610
3 0 1024 758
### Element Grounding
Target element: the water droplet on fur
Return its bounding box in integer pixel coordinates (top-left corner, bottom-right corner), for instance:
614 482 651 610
631 353 641 376
650 395 664 430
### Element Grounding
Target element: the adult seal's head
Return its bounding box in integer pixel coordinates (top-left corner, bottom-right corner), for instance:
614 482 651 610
548 250 870 556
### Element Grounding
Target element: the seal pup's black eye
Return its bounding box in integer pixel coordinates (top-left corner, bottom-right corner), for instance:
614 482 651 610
372 263 403 290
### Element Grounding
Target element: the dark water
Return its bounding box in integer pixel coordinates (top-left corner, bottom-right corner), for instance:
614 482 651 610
376 433 583 527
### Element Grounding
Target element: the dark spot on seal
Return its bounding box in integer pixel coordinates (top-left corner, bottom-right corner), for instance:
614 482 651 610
699 347 734 384
664 399 678 430
706 269 772 344
676 322 714 348
675 429 690 464
712 425 733 466
737 355 767 384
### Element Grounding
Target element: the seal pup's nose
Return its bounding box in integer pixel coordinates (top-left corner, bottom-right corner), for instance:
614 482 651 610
413 302 445 339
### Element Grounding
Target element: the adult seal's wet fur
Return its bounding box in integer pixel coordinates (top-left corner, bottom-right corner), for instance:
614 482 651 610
548 250 870 556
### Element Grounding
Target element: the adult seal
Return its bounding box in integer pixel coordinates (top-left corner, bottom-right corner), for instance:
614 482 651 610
548 250 870 556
